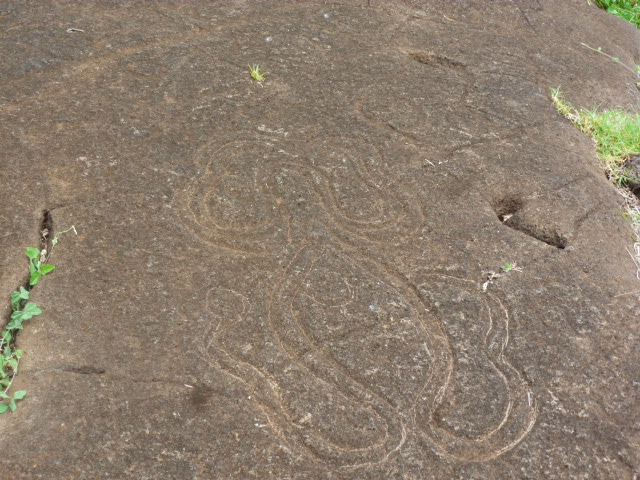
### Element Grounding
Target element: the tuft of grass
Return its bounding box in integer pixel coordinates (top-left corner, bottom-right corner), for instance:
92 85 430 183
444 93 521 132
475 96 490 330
248 64 267 84
551 88 640 243
591 0 640 28
550 88 640 187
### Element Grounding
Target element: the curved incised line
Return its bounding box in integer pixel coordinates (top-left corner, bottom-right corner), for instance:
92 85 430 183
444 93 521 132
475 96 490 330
282 135 424 238
199 285 396 466
267 244 406 466
292 136 398 225
266 238 455 467
178 133 423 254
276 160 422 242
178 139 290 254
415 275 537 462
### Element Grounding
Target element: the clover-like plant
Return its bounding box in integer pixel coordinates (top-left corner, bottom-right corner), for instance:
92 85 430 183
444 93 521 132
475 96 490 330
0 225 75 413
0 248 55 412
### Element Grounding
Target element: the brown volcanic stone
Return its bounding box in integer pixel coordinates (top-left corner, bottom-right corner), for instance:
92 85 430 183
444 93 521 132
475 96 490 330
0 1 639 479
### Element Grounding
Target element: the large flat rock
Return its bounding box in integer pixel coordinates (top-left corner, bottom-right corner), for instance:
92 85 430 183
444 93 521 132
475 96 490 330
1 1 639 478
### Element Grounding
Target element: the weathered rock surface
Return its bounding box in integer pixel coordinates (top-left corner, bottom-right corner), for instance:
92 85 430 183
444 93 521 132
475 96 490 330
1 1 639 478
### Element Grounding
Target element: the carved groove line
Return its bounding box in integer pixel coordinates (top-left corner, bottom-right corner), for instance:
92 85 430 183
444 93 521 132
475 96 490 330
178 135 423 254
416 275 537 462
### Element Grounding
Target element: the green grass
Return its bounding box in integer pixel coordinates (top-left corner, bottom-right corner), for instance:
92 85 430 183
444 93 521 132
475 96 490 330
551 88 640 243
621 208 640 231
583 109 640 185
248 64 267 84
550 88 640 186
592 0 640 28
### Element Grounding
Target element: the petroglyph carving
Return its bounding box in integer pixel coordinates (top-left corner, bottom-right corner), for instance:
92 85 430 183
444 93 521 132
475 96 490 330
178 134 422 252
177 139 289 254
416 275 537 461
186 133 535 467
198 250 536 467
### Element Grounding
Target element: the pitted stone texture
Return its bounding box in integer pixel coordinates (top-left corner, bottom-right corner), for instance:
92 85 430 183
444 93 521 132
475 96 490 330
0 1 638 479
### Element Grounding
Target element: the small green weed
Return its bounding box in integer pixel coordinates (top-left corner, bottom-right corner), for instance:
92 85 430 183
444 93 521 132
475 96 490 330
501 261 523 273
248 64 267 84
580 43 640 88
0 225 76 413
482 261 522 291
0 248 53 413
590 0 640 28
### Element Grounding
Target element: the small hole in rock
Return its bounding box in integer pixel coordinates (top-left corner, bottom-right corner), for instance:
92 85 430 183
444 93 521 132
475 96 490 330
493 195 524 220
493 195 567 249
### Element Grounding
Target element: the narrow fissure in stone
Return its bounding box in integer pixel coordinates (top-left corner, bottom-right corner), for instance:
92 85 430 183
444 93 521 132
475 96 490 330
40 209 54 259
2 209 55 344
